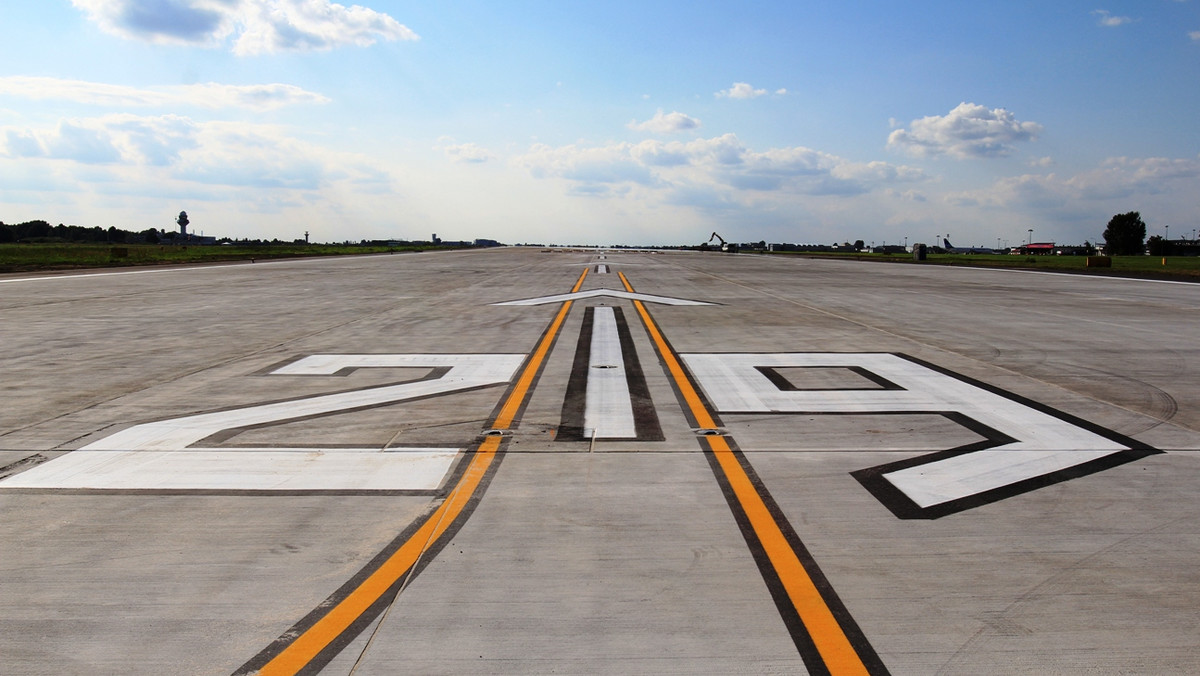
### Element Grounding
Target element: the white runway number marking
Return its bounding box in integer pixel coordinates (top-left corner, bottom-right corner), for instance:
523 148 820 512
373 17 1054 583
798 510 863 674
1 354 525 492
682 352 1154 518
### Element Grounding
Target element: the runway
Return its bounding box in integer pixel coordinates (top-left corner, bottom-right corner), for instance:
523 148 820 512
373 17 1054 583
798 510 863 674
2 248 1198 674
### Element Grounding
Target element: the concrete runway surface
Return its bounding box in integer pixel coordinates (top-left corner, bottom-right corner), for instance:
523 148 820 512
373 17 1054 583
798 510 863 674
2 248 1198 675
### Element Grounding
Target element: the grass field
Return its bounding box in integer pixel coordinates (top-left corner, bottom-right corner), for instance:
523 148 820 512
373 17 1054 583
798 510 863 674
773 251 1200 281
0 243 447 273
2 243 1198 282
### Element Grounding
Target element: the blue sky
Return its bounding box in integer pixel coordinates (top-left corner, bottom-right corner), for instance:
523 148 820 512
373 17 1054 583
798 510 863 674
1 1 1198 246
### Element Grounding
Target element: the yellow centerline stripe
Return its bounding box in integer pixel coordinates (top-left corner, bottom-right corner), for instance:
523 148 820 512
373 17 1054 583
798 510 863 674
493 266 586 429
257 266 589 675
258 436 502 675
706 434 869 675
619 270 871 676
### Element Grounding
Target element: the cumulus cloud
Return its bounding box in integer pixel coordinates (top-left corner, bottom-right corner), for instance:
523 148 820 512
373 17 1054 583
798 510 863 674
1 114 194 165
44 120 125 164
4 130 45 158
715 82 767 99
627 110 701 134
519 142 657 196
887 102 1042 159
1068 155 1200 198
439 142 494 164
947 155 1200 208
69 0 417 54
1092 9 1135 27
0 113 390 191
0 76 330 111
517 133 926 199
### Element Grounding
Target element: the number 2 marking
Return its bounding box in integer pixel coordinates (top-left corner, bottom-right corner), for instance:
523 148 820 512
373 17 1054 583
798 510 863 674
0 354 525 492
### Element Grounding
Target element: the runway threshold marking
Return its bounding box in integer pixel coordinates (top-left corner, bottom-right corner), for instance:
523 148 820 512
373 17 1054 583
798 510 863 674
619 271 888 676
239 268 588 676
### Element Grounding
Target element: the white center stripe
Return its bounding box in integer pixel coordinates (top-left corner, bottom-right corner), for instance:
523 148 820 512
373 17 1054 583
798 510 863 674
584 307 637 439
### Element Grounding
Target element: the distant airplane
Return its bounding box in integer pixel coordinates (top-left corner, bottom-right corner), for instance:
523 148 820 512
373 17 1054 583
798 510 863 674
943 238 999 254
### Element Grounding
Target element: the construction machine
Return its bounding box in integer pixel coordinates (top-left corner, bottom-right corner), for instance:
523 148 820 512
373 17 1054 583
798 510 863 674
706 232 738 253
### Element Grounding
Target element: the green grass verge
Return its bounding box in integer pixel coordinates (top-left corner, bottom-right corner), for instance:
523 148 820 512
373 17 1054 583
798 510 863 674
766 251 1200 281
0 243 452 273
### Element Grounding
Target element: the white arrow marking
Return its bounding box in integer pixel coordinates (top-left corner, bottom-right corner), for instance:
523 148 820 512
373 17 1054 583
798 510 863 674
493 289 713 306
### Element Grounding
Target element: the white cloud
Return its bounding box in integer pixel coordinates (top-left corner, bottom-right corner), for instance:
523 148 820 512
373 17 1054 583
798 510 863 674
715 82 767 99
947 155 1200 208
518 142 657 196
887 102 1042 159
4 130 45 158
1190 30 1200 41
69 0 418 55
0 76 330 111
189 82 332 109
1067 155 1200 198
517 133 926 200
1092 9 1135 27
440 142 494 164
45 120 124 164
627 110 701 134
0 114 391 191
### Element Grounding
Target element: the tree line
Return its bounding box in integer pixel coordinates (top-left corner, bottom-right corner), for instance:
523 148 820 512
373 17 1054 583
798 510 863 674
0 220 158 244
0 220 297 245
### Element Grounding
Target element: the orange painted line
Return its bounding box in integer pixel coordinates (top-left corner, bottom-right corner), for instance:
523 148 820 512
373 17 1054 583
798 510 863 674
256 266 589 675
619 272 714 429
493 300 571 430
629 298 717 430
570 266 589 293
706 434 869 676
494 267 586 429
623 270 871 676
258 435 501 676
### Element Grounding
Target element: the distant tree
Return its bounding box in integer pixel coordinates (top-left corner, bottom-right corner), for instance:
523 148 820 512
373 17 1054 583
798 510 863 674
0 223 12 243
142 228 159 244
1103 211 1146 255
853 239 865 251
1146 235 1173 256
18 220 52 240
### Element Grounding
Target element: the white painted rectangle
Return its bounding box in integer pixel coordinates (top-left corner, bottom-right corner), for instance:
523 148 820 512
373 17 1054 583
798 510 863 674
0 448 459 491
584 307 637 439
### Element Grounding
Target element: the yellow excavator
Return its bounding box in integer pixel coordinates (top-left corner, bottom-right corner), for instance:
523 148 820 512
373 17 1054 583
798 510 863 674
707 232 739 253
